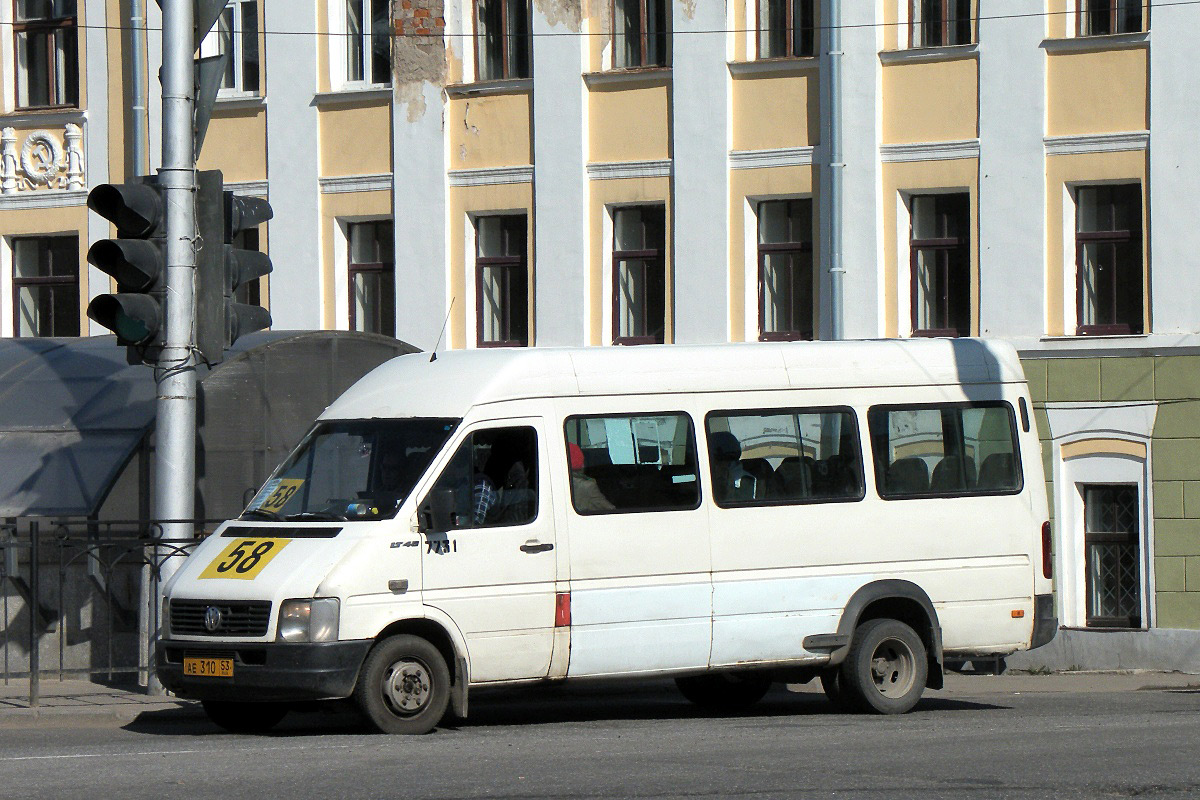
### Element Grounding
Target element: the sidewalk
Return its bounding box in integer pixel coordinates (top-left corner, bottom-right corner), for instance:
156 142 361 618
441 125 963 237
0 678 200 722
1 669 1196 723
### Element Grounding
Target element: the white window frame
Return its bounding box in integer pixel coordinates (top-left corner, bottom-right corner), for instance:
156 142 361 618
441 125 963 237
1063 180 1146 337
744 194 815 342
0 3 14 112
328 0 392 91
1073 0 1148 38
1045 402 1157 630
198 0 260 98
0 236 14 335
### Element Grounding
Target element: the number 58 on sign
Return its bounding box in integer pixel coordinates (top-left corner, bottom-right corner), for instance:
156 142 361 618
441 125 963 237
199 538 290 580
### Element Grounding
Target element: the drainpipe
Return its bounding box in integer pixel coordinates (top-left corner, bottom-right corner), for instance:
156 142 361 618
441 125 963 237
821 0 844 340
130 0 148 176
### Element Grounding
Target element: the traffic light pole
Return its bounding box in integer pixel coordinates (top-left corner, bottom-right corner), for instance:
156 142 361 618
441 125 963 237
156 0 198 602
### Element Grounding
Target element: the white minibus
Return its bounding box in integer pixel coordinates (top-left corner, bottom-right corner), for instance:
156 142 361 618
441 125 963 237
156 339 1056 733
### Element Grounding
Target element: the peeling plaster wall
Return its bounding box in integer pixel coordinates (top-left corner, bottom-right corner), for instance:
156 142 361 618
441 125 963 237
534 0 582 31
394 0 448 122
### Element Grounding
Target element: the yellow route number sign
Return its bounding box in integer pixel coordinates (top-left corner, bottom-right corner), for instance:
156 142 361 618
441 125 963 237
199 537 290 580
256 478 305 514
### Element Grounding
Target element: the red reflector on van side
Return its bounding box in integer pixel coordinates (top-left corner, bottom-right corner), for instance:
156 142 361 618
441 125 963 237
555 592 571 627
1041 521 1053 579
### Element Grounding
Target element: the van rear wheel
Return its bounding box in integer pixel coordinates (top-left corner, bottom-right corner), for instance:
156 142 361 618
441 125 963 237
839 618 927 714
355 634 450 734
201 700 288 733
675 672 771 712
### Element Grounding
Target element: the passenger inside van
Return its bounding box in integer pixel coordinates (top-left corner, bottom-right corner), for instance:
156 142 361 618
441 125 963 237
708 431 758 503
567 443 614 512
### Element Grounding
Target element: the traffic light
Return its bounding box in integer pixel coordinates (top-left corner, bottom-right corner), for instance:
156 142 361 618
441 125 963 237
85 177 168 358
194 169 273 364
222 190 274 346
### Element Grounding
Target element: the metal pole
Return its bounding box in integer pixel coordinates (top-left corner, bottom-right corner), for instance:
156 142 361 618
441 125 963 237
152 0 197 691
28 521 38 709
823 0 845 340
130 0 148 176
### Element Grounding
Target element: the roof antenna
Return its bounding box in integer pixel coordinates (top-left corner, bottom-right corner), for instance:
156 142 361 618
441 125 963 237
430 297 454 362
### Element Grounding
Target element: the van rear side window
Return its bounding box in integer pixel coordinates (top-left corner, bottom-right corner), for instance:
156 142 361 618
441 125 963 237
564 413 701 514
868 403 1022 499
705 408 865 507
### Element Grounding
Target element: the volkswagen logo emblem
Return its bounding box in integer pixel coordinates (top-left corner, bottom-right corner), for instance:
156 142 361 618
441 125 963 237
203 606 223 632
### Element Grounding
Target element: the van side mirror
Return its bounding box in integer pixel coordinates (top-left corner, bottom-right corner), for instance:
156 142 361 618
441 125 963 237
418 488 457 533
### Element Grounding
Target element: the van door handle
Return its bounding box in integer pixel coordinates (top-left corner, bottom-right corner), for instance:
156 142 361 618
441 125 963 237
520 540 554 554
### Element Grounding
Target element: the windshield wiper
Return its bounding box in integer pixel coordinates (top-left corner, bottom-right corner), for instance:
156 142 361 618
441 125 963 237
286 511 348 522
241 508 282 521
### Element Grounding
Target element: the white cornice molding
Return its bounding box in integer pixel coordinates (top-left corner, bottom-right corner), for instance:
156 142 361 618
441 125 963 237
586 159 673 181
878 43 978 65
447 165 534 187
727 58 818 78
311 87 393 108
225 180 269 197
728 146 816 170
880 139 980 163
0 188 87 210
582 68 672 89
1041 31 1149 54
0 109 87 128
1044 131 1149 156
444 78 533 99
318 173 393 194
214 93 266 111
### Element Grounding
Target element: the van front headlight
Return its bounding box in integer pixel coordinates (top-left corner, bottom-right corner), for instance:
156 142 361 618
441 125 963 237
277 598 340 643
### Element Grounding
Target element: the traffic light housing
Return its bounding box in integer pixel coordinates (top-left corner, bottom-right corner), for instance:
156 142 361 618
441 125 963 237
85 177 168 358
195 169 273 364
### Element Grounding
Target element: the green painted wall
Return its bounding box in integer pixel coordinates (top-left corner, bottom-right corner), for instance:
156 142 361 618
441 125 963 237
1021 354 1200 630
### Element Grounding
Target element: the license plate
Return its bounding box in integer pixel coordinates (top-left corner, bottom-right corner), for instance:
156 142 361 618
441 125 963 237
183 657 234 678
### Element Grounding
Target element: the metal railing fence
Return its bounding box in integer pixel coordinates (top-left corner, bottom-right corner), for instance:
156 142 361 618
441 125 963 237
0 517 218 708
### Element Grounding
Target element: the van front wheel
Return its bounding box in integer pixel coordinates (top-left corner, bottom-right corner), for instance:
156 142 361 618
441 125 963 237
675 672 771 712
355 634 450 734
839 618 927 714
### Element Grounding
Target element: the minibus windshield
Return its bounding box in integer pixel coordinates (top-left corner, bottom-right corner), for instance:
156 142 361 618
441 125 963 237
241 418 460 522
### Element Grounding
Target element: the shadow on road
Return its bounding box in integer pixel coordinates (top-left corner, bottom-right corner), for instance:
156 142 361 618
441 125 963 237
122 681 1010 738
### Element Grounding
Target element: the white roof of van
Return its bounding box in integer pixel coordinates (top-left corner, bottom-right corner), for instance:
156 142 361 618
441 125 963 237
319 338 1026 421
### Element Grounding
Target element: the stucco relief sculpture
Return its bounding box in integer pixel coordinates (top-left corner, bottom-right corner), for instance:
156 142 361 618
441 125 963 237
0 125 86 193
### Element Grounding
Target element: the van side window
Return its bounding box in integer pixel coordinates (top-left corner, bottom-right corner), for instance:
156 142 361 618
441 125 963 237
425 426 538 527
705 409 864 507
868 403 1022 499
564 413 701 514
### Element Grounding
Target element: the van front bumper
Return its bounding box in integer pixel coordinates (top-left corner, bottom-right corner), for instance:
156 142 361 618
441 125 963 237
156 639 373 702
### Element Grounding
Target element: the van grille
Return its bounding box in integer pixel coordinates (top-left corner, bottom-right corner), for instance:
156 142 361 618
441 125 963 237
170 600 272 637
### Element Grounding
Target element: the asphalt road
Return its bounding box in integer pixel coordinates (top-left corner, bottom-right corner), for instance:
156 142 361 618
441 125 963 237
3 680 1200 799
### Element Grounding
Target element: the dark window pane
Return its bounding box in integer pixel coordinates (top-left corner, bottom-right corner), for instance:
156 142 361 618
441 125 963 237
370 0 392 84
347 0 365 81
509 0 531 78
707 409 863 506
761 0 786 57
242 2 260 93
1085 0 1111 34
1084 484 1141 628
426 427 539 528
910 193 970 336
868 403 1020 499
564 413 700 514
